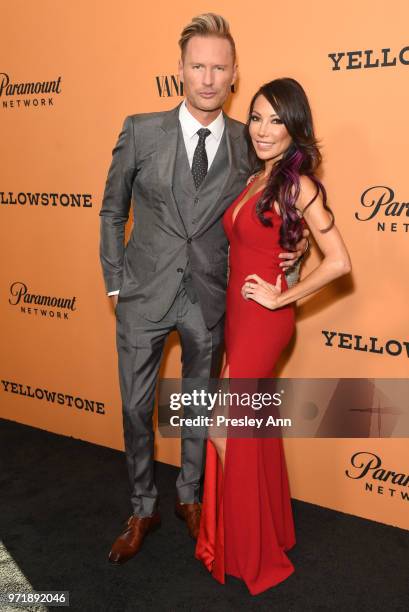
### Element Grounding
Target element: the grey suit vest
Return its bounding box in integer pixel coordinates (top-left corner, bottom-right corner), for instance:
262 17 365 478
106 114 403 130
173 124 229 303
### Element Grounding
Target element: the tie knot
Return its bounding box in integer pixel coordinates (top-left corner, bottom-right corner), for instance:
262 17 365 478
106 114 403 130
197 128 211 142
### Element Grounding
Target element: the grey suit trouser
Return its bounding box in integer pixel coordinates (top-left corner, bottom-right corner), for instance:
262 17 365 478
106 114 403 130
115 285 224 517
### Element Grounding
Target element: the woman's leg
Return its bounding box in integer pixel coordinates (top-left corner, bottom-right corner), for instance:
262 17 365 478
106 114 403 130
208 363 229 468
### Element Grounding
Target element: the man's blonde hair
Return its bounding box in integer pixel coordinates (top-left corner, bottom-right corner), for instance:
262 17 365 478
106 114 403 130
179 13 236 62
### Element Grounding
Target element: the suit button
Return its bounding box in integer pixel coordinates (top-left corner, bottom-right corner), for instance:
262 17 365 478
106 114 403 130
194 198 199 204
187 238 192 244
192 218 197 224
177 268 183 273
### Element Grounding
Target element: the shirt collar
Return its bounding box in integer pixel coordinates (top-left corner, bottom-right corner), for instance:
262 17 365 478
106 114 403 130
179 100 224 141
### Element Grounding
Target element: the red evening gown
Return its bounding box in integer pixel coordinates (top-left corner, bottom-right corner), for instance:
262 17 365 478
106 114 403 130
195 183 296 595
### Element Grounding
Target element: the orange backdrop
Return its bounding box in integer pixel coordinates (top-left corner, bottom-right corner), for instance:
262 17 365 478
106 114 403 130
1 0 408 530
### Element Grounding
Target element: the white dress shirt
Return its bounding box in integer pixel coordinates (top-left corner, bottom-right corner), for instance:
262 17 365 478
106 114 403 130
178 99 225 168
107 101 225 296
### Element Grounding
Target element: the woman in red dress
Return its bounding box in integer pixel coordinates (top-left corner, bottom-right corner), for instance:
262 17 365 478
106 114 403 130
195 78 351 595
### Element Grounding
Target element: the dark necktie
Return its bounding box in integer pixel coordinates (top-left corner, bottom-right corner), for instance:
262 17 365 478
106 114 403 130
191 128 211 190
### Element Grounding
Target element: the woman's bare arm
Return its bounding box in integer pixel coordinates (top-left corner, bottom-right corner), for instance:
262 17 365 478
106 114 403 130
243 176 351 309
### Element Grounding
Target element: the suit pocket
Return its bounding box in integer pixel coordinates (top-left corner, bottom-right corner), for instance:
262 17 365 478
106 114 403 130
126 244 158 282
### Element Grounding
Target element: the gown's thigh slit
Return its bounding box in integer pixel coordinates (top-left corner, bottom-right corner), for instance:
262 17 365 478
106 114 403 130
208 362 230 469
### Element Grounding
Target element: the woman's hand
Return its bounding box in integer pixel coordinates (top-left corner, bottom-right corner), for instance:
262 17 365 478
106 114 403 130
241 274 283 310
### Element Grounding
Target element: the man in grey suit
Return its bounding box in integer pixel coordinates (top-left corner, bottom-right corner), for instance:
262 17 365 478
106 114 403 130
99 14 305 564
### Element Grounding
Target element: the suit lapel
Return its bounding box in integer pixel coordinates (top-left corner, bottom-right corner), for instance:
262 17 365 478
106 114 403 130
157 104 188 236
219 113 243 197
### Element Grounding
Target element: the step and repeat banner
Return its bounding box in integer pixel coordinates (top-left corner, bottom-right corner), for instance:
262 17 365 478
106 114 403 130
1 1 408 530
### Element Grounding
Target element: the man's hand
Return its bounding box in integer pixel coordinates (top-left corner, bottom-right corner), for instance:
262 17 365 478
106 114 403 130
278 228 310 270
110 294 119 311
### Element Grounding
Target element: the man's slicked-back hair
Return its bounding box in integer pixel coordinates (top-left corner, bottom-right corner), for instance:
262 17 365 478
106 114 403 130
179 13 236 62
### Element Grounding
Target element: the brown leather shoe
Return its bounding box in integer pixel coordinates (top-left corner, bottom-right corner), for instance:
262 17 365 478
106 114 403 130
108 513 161 564
175 501 202 539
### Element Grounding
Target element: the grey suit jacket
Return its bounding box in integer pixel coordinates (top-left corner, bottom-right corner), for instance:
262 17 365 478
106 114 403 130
99 104 250 329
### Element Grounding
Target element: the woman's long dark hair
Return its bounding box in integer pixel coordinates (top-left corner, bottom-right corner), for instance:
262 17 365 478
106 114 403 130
245 77 334 250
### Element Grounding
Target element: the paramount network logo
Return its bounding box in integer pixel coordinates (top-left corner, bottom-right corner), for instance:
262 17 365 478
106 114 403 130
355 186 409 234
9 281 77 320
1 72 62 109
346 451 409 502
